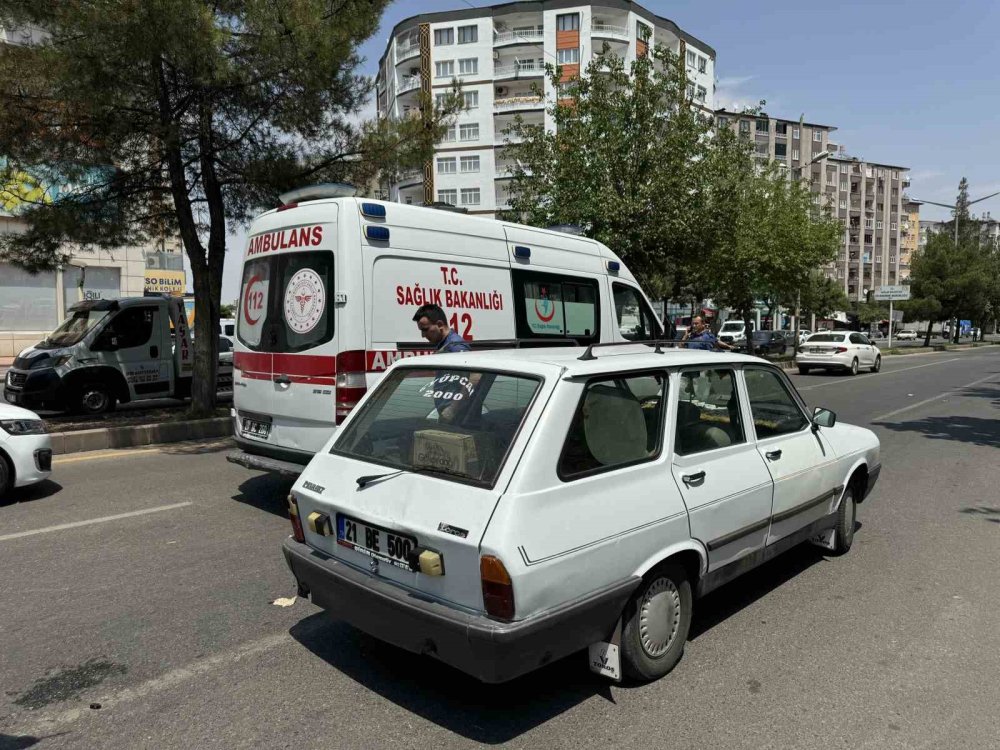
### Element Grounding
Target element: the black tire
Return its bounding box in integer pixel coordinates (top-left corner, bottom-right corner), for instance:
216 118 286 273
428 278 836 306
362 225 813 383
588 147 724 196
621 563 692 682
798 366 810 375
871 355 881 373
833 484 857 555
75 382 117 415
849 358 859 376
0 453 11 498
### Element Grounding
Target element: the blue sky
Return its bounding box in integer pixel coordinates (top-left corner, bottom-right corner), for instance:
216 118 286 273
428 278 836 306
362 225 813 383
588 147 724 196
220 0 1000 302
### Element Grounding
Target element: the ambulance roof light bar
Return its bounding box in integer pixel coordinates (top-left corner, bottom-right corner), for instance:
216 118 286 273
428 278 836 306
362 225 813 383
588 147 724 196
278 183 358 206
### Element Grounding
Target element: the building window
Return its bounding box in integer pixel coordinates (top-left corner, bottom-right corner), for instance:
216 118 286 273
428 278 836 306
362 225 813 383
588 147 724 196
891 222 897 230
840 199 848 209
695 85 706 102
434 28 454 46
556 13 579 31
637 22 652 42
458 57 478 75
434 93 448 107
865 219 873 228
460 155 480 173
460 187 481 206
775 122 787 135
463 91 479 108
686 82 695 99
698 55 707 73
435 60 454 78
756 120 769 133
739 120 750 134
686 49 696 67
876 220 883 229
792 149 800 160
813 131 822 142
457 25 478 44
718 116 729 128
792 128 800 139
439 125 456 143
459 123 479 141
557 47 580 64
437 189 457 204
775 143 787 157
840 164 848 173
436 157 457 174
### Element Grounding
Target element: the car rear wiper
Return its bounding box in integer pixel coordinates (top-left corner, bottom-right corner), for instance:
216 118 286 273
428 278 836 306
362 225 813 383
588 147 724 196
356 465 472 489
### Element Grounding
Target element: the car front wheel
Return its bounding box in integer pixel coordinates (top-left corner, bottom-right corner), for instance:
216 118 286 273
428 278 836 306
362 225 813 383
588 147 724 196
75 382 117 415
833 484 857 555
798 365 810 375
871 355 881 373
621 563 692 682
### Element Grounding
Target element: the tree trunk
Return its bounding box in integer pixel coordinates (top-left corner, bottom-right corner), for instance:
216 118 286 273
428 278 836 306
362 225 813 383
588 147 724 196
743 307 755 357
190 269 220 417
923 321 933 348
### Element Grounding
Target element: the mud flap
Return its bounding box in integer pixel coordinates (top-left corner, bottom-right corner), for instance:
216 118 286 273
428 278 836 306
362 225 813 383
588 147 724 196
588 617 623 682
810 527 837 552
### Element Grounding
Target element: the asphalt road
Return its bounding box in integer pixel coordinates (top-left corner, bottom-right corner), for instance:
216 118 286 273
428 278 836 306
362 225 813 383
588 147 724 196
2 347 1000 749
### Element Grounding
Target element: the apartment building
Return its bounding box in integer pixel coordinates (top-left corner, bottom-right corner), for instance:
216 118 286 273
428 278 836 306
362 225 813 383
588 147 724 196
375 1 716 216
900 198 921 281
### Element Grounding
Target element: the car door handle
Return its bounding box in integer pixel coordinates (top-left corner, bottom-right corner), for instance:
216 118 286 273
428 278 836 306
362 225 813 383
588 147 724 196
766 450 782 461
273 375 291 385
682 471 706 486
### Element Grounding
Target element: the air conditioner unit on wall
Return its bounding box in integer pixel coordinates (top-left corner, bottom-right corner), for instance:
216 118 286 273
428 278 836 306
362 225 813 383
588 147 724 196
496 86 508 96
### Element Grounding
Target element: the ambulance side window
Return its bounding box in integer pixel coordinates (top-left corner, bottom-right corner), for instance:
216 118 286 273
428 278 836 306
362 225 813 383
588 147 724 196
612 283 661 342
512 270 599 344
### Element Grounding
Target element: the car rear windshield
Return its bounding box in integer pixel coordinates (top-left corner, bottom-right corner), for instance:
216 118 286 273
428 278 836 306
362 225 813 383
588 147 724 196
332 367 542 487
808 334 846 342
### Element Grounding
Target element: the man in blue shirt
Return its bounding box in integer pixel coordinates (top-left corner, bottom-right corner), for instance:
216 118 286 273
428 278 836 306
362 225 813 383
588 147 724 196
682 316 733 352
412 304 471 353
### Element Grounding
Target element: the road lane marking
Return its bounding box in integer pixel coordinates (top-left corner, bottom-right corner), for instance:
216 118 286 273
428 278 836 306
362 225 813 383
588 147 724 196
0 502 192 542
54 446 166 464
871 373 998 422
53 438 232 465
796 359 962 390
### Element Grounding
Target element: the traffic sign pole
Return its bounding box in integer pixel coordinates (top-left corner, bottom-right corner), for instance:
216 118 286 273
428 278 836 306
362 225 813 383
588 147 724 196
888 301 893 349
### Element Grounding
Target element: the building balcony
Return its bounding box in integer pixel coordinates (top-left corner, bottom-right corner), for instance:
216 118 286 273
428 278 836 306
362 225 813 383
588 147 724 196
396 169 422 187
494 62 544 80
590 21 629 40
494 95 544 113
398 76 420 94
494 30 543 47
396 42 420 63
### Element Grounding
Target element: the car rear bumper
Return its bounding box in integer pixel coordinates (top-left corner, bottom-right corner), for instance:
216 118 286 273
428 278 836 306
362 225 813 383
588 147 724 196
795 354 852 369
282 537 639 683
226 446 307 477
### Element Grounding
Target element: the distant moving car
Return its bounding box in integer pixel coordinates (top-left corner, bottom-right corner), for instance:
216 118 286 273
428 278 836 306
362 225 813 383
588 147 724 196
796 332 881 375
0 403 52 497
797 329 812 343
746 330 787 356
895 330 917 341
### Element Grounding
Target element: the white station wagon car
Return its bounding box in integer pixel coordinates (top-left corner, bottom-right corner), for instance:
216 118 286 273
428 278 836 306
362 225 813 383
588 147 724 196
796 331 882 375
282 344 881 683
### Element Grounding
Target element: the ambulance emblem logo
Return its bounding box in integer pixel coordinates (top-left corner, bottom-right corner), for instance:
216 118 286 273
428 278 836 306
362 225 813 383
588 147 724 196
283 268 325 334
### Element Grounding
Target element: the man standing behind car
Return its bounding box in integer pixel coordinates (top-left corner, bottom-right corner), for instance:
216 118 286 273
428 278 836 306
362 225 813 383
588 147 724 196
682 316 733 352
413 304 471 354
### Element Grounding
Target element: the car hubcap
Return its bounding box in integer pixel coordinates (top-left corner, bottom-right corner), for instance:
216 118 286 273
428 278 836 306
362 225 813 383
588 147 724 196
852 360 858 374
638 576 681 658
83 390 107 411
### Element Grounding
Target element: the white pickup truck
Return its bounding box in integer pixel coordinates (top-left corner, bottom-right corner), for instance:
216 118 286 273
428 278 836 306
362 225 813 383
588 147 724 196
4 296 230 415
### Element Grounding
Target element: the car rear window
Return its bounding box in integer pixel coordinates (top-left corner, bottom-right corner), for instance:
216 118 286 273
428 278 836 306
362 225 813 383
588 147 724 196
332 367 541 487
807 334 846 342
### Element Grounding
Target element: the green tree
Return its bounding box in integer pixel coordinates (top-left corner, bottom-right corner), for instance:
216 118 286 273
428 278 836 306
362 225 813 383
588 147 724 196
501 46 713 295
219 303 235 318
0 1 459 414
799 271 850 320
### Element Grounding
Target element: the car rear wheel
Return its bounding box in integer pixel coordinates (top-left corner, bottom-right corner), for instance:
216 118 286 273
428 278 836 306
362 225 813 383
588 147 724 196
871 355 882 373
798 366 810 375
0 454 11 498
849 358 859 376
833 484 857 555
621 563 692 682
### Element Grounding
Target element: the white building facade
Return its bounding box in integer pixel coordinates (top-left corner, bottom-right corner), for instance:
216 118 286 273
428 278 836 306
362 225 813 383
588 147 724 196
375 1 716 217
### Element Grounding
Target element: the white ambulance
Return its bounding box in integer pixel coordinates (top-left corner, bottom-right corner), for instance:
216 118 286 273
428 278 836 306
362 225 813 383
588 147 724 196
227 185 665 476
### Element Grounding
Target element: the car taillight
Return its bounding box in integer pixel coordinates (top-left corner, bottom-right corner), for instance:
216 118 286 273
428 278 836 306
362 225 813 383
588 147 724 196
287 494 305 543
480 555 515 620
834 346 848 353
335 349 367 425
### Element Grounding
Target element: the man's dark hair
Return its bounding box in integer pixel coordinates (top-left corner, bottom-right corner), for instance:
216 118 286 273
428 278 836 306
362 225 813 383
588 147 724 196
412 304 447 325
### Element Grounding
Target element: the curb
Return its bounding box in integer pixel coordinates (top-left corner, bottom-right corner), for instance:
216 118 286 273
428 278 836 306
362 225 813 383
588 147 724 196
48 416 232 456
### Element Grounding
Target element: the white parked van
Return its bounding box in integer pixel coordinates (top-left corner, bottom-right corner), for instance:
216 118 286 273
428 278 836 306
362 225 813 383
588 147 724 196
717 319 754 346
228 187 665 476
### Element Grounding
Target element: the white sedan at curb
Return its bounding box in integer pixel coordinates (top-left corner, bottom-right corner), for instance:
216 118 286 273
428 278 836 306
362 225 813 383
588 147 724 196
0 402 53 497
796 332 882 376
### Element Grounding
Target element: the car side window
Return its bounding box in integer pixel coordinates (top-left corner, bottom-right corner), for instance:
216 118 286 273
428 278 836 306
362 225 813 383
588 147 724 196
849 333 864 345
558 372 666 479
104 307 155 349
743 368 809 439
860 335 872 345
674 369 745 456
612 283 662 342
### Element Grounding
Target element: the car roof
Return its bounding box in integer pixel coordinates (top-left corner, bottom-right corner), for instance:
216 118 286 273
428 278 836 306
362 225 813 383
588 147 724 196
389 345 779 379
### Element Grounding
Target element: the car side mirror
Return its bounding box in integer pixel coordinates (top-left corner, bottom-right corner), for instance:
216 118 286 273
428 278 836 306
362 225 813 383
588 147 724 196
812 407 836 431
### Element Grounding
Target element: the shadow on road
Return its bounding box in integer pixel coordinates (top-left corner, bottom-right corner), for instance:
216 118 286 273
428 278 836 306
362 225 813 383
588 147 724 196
0 480 63 507
231 473 294 518
290 613 605 745
689 543 828 639
874 415 1000 448
157 438 232 456
959 506 1000 524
